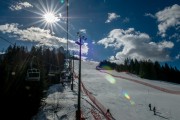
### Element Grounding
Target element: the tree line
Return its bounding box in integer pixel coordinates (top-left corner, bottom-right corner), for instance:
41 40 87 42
0 45 66 120
98 58 180 84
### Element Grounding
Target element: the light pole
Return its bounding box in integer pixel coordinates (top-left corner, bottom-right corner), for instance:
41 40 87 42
66 0 69 59
71 51 74 91
75 32 87 120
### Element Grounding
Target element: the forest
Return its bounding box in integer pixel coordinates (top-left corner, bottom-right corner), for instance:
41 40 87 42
98 58 180 84
0 45 66 120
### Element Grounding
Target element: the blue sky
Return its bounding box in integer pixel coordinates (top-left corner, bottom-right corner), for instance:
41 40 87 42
0 0 180 69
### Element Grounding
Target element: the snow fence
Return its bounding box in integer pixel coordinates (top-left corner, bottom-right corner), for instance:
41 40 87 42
73 72 114 120
81 80 114 120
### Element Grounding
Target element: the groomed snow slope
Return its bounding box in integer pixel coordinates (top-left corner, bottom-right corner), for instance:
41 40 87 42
34 60 180 120
78 60 180 120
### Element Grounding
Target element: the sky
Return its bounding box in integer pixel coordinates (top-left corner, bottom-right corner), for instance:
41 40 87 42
0 0 180 69
34 60 180 120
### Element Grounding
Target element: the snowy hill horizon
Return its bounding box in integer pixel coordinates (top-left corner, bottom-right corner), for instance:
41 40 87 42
34 60 180 120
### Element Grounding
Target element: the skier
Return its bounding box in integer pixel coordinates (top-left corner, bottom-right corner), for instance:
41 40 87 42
149 103 152 111
153 106 156 115
106 109 112 118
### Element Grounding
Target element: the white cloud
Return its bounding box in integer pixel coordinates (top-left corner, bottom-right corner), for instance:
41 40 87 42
175 53 180 59
123 17 130 23
98 28 174 63
144 13 155 18
9 2 33 11
74 54 87 60
0 52 5 55
105 13 120 23
155 4 180 37
92 41 96 44
79 29 86 34
169 33 180 42
0 23 88 54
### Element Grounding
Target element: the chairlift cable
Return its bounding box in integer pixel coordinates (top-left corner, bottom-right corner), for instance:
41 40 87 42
0 36 16 46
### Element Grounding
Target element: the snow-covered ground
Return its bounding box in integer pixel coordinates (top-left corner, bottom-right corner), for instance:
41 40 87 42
34 60 180 120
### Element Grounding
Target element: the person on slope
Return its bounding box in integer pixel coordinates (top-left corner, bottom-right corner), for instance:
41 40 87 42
153 106 156 115
149 103 152 111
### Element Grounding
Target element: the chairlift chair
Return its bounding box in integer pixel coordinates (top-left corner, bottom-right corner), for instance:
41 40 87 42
48 65 57 77
48 72 56 77
26 68 40 81
60 70 72 83
26 56 40 81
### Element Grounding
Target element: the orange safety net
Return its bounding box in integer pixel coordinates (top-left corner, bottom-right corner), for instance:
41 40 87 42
81 82 113 120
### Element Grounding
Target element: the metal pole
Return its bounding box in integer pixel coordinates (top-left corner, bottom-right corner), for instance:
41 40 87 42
77 37 81 120
66 0 69 59
71 51 74 90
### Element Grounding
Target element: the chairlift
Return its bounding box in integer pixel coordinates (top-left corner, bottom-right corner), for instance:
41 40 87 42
26 68 40 81
48 65 60 77
60 70 72 83
26 56 40 81
48 72 56 77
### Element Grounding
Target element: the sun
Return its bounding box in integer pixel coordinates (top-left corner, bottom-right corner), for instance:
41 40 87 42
28 0 69 35
43 12 59 24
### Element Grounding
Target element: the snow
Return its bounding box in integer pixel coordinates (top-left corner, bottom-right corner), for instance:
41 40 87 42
34 60 180 120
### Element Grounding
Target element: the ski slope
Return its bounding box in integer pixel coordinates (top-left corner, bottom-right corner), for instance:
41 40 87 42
34 60 180 120
78 60 180 120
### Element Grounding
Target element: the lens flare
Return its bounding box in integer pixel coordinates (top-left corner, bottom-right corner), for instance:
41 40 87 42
60 0 64 4
124 93 131 100
130 100 135 105
102 65 112 70
121 90 135 105
43 12 59 23
105 74 116 84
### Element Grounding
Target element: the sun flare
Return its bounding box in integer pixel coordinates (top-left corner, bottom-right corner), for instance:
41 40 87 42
43 12 59 24
28 0 70 36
